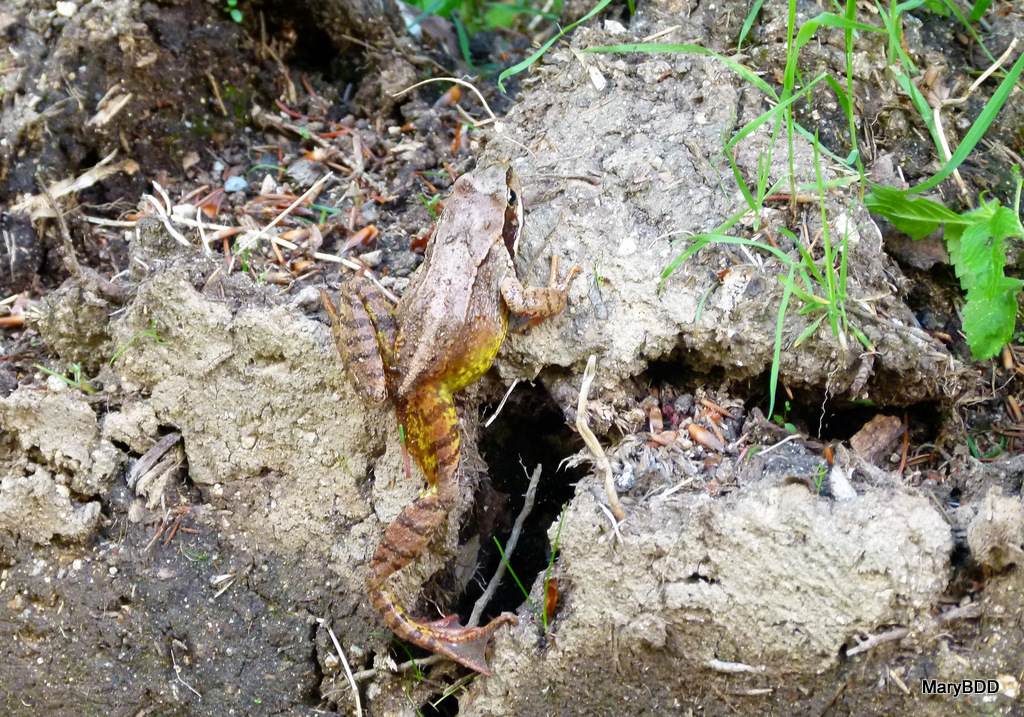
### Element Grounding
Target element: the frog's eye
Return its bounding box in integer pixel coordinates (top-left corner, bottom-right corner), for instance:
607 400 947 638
502 192 522 258
503 166 522 258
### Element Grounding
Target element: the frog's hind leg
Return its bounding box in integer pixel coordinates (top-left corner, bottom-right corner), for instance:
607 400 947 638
366 383 460 587
366 384 516 674
349 277 398 365
320 277 397 403
369 586 516 675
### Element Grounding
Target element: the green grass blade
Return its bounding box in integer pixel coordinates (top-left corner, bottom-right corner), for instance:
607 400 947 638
793 313 826 347
850 323 874 350
783 13 882 104
499 0 614 91
892 70 944 157
875 0 922 74
725 141 758 215
905 50 1024 195
894 0 932 11
790 122 861 170
768 265 796 420
812 135 840 337
494 538 540 620
784 0 797 201
945 0 997 64
787 281 829 306
737 0 767 50
659 208 751 289
663 233 798 281
542 504 569 630
778 227 826 287
723 73 828 153
407 0 455 31
967 0 992 22
451 14 478 73
584 43 779 99
694 281 717 323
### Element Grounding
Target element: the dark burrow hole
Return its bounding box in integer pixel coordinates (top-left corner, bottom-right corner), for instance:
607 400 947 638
465 380 586 617
756 391 946 444
260 3 366 89
421 691 457 717
404 382 584 716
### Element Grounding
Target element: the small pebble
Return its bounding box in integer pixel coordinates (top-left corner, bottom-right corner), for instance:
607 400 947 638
673 393 695 417
55 1 76 17
358 250 383 268
224 176 248 193
615 463 635 492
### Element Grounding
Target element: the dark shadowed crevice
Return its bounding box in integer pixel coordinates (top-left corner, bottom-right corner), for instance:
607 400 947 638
643 350 946 443
461 380 587 622
303 622 325 707
258 1 366 88
420 691 459 716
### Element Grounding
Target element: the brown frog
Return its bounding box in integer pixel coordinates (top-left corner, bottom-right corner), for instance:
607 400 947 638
321 165 579 674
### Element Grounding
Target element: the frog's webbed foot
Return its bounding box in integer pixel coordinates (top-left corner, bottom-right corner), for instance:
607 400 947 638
371 585 516 675
419 613 518 676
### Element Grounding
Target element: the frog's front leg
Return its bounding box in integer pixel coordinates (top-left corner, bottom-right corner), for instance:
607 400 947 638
500 255 581 323
320 277 397 403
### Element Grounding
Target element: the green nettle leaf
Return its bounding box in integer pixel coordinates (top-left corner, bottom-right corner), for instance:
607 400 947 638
947 202 1024 359
986 204 1024 242
954 204 1013 287
963 283 1022 359
868 188 1024 361
863 186 964 238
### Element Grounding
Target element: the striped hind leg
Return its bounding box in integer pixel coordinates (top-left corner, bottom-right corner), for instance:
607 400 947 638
320 277 398 403
366 383 460 588
365 384 516 673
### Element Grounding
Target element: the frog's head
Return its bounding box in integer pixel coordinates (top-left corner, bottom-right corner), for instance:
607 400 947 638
447 163 524 266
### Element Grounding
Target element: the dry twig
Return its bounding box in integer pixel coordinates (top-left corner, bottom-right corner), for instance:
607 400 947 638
846 627 910 657
483 378 519 428
576 355 625 521
36 171 125 302
238 171 333 251
468 463 543 628
706 659 765 674
322 620 362 717
391 77 498 125
931 39 1019 198
169 642 202 699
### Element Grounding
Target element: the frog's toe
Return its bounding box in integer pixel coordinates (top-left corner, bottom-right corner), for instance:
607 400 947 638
423 612 517 676
422 614 462 629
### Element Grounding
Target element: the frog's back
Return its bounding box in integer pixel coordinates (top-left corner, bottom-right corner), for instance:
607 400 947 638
394 170 513 397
